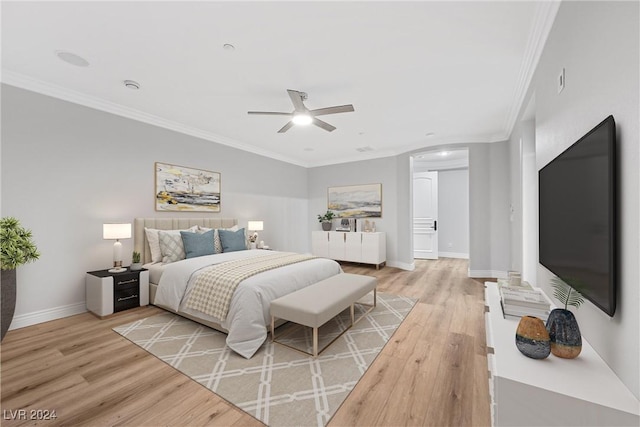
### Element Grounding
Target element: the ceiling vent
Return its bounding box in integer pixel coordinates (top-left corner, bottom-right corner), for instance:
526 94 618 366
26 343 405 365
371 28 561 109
356 146 374 153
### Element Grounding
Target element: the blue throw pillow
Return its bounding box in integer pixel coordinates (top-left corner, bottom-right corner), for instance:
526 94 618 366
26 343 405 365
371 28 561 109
181 229 215 259
218 228 247 252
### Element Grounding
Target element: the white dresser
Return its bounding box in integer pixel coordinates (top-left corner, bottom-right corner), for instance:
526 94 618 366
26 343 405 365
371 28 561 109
484 281 639 426
312 231 386 269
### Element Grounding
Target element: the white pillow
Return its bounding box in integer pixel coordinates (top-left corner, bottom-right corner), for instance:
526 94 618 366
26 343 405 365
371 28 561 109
158 227 198 264
146 226 197 263
144 227 162 263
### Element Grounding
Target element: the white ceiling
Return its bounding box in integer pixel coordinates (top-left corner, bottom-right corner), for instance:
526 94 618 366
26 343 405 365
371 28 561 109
1 1 558 168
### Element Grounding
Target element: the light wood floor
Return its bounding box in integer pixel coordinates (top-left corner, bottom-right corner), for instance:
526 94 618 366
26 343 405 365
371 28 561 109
1 258 492 426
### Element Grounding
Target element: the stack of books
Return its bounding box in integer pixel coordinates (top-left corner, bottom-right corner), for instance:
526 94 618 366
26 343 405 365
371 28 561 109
499 286 551 321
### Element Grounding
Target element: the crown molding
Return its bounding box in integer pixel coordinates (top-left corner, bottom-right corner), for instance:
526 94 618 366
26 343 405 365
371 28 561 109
3 66 525 169
1 70 310 168
503 0 561 138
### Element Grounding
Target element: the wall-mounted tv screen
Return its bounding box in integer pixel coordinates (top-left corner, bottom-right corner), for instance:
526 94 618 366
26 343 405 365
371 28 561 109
539 115 616 316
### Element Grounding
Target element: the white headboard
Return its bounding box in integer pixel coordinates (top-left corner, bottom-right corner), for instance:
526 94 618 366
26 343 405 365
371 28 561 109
134 217 238 264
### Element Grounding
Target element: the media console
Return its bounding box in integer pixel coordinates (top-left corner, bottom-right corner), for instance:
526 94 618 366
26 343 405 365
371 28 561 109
484 281 639 426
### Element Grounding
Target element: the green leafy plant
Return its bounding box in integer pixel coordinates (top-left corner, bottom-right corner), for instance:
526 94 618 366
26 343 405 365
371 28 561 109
317 210 335 223
132 251 141 264
551 277 584 310
0 217 40 270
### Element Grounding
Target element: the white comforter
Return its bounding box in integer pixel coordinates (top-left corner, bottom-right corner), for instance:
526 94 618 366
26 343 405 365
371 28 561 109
154 250 342 358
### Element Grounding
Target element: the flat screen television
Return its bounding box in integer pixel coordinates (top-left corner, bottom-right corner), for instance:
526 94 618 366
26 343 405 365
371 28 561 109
539 115 616 316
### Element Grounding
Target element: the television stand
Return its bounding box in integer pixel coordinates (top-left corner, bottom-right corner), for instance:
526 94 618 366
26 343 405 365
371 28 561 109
484 281 639 426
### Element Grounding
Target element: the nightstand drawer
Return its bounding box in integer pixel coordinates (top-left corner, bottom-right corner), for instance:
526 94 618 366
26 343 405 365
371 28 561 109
114 287 139 312
114 273 139 290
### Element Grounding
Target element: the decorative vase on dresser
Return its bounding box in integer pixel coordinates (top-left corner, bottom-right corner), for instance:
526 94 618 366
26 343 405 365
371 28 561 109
546 308 582 359
515 315 551 359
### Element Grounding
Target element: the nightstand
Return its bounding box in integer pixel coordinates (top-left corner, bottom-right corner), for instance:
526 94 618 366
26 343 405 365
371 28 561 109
86 268 149 317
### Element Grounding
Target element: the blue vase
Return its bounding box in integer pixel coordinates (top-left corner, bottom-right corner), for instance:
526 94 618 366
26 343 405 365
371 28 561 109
546 308 582 359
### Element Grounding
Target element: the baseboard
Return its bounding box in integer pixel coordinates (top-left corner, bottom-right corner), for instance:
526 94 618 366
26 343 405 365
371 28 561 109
386 260 415 271
9 302 87 331
468 269 508 279
438 252 469 259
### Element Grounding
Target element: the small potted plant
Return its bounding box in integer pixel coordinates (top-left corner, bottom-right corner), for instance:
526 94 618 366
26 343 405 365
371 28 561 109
317 210 335 231
1 217 40 340
130 251 142 271
546 277 584 359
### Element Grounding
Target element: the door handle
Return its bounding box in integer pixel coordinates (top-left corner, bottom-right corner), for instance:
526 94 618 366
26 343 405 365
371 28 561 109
434 220 437 231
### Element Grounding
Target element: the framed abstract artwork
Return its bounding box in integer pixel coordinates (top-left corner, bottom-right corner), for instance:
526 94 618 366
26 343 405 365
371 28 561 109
328 183 382 218
155 162 221 212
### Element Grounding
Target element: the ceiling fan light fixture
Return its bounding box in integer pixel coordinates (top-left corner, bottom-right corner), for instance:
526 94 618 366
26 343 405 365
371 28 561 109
292 114 312 126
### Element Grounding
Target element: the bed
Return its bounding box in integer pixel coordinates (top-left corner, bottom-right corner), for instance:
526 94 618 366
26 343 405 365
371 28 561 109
133 218 342 358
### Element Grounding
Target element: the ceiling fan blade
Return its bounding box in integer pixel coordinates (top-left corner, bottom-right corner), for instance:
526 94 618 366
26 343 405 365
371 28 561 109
312 117 336 132
248 111 292 116
287 89 307 112
310 104 355 116
277 121 295 133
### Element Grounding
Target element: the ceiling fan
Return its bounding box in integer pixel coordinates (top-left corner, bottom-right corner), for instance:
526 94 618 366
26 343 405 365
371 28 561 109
248 89 355 133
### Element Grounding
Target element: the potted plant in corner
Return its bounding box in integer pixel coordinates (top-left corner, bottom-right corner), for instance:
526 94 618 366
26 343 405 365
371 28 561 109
546 277 584 359
317 210 335 231
0 217 40 341
130 251 142 271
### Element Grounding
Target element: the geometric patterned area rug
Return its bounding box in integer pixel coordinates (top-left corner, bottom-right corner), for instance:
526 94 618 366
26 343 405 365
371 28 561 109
113 292 416 427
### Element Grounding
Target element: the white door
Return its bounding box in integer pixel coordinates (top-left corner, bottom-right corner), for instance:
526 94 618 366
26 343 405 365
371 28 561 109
413 171 438 259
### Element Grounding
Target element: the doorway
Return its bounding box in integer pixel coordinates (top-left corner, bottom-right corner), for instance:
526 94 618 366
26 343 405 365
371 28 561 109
412 148 469 261
413 171 438 259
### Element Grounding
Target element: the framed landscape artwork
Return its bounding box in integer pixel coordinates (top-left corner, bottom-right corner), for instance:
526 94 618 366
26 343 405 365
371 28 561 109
155 162 221 212
328 183 382 218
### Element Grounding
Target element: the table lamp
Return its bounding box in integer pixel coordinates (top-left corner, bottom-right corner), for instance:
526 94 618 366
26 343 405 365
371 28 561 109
103 223 131 272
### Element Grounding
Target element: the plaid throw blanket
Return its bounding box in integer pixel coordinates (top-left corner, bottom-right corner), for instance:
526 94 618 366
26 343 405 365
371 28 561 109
185 252 315 320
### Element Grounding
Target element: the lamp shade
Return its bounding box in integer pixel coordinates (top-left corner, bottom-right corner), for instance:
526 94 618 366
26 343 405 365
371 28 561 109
247 221 263 231
103 223 131 240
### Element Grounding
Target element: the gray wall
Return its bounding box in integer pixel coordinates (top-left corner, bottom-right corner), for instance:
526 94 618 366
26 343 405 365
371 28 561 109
1 84 310 327
520 119 537 285
468 142 511 277
532 1 639 398
308 146 508 272
508 123 523 273
437 169 469 258
307 157 403 267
